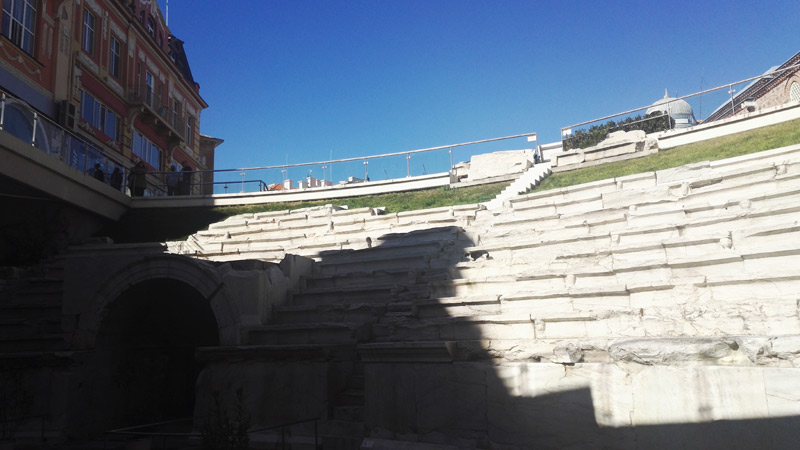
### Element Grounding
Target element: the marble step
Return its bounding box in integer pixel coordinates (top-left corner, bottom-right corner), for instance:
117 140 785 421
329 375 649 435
274 303 386 325
301 268 449 291
507 144 800 213
503 159 800 226
358 333 800 365
289 285 398 306
314 245 451 277
372 298 800 342
409 277 800 337
441 242 800 300
248 323 365 345
274 302 411 326
459 221 800 278
492 172 800 245
472 201 800 275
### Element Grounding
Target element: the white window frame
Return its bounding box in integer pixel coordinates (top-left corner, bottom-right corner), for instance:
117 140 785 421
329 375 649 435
2 0 36 55
82 9 95 55
145 71 154 107
109 37 121 78
133 129 162 170
80 90 120 142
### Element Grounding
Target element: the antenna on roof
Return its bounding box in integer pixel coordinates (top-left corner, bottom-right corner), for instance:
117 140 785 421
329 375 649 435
166 0 169 26
699 74 704 120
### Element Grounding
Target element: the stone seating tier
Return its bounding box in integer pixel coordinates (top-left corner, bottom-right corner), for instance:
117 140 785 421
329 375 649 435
158 146 800 450
179 205 482 265
248 322 363 345
230 145 800 369
167 146 800 368
509 149 799 213
439 232 800 300
455 205 800 286
300 267 449 292
478 174 800 252
504 167 799 231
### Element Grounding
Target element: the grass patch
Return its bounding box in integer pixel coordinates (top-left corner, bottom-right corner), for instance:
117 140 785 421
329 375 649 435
213 182 508 217
536 118 800 192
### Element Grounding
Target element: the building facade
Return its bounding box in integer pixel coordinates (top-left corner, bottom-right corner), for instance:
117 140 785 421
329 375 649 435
705 49 800 122
0 0 214 195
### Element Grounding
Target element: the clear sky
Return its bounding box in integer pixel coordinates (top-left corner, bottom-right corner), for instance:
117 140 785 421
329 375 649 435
166 0 800 186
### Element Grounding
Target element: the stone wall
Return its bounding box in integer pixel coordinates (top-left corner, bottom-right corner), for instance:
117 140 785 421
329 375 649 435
757 73 800 110
466 149 534 181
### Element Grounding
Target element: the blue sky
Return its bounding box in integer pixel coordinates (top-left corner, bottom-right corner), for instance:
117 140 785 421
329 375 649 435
166 1 799 186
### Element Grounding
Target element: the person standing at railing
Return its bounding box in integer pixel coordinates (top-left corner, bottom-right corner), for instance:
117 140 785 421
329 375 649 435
180 161 193 195
93 163 105 182
110 167 123 192
166 165 180 196
129 160 147 197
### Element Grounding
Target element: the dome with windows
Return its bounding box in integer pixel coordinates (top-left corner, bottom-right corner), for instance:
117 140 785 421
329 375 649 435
646 89 697 129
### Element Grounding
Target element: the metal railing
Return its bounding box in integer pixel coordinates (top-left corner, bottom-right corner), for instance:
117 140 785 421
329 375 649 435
104 416 320 450
197 131 538 195
127 85 185 138
559 63 800 151
1 86 538 199
0 88 173 198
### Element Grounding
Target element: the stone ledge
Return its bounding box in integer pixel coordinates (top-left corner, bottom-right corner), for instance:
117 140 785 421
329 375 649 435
358 341 455 363
195 343 356 362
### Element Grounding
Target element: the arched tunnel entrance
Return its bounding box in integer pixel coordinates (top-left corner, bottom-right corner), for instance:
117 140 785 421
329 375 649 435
92 278 220 430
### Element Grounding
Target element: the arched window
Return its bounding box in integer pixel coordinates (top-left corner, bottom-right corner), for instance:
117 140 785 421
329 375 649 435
790 81 800 103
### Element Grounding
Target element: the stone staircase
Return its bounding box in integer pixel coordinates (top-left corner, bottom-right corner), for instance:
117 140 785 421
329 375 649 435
482 161 552 210
248 226 471 348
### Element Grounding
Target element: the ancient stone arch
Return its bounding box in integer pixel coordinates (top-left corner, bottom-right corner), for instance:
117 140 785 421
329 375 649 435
77 254 242 350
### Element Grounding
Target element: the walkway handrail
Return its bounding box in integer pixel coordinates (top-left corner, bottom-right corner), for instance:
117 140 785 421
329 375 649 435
0 87 140 194
103 415 320 448
208 132 538 174
105 416 196 436
560 62 800 134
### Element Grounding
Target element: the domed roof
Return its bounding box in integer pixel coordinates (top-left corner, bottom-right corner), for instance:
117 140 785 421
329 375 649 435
646 89 694 116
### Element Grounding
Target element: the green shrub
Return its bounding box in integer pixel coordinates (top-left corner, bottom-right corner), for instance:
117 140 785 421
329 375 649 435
200 388 250 450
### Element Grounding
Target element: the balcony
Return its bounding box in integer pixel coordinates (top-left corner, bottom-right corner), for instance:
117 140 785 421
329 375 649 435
128 86 185 146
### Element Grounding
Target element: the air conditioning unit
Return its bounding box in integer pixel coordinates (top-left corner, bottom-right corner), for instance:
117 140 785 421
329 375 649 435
58 100 76 130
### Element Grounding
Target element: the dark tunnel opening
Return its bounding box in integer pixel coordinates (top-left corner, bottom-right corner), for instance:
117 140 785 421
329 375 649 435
92 278 220 429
